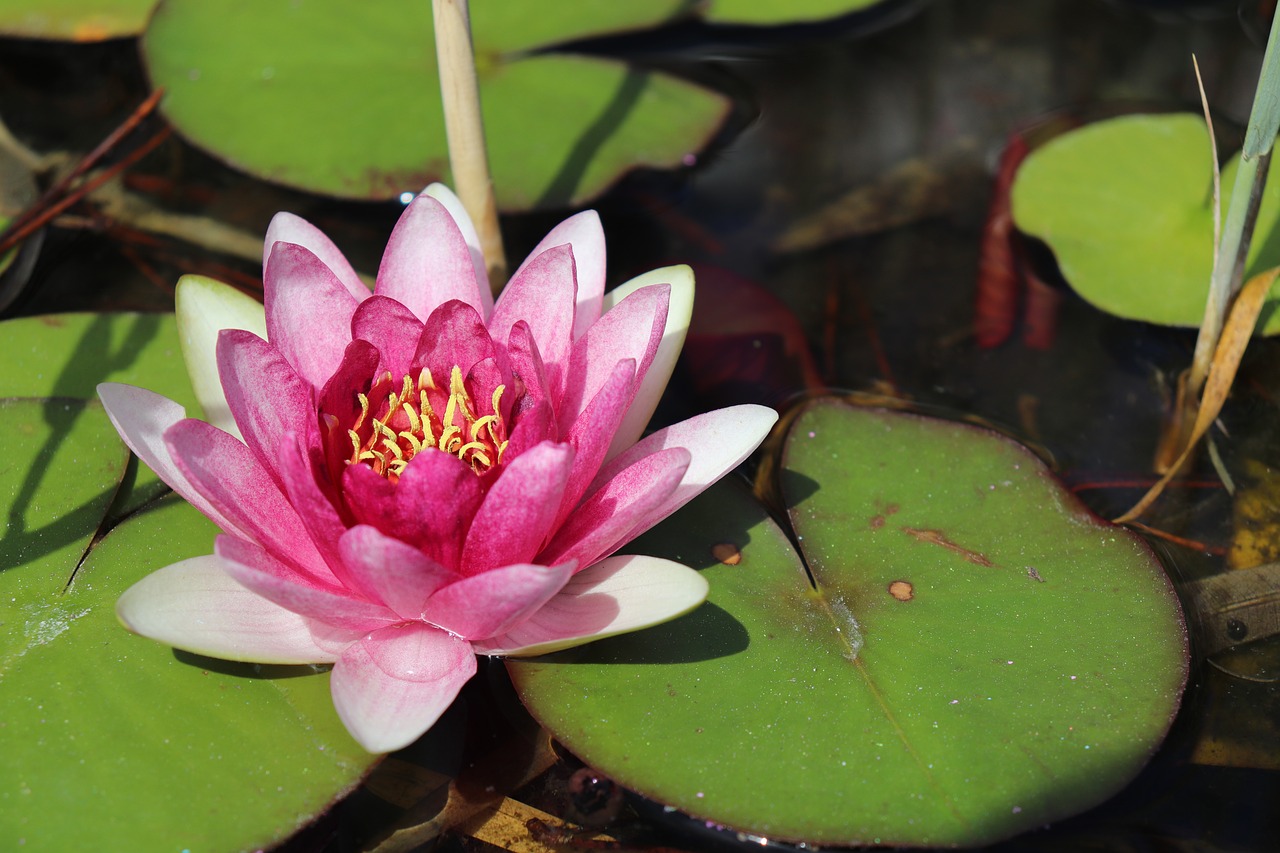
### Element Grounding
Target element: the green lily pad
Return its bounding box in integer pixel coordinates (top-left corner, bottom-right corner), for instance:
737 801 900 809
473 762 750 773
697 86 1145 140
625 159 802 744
0 397 374 850
142 0 730 208
703 0 890 25
0 312 196 409
509 400 1187 847
0 0 154 39
0 311 207 515
1011 112 1280 331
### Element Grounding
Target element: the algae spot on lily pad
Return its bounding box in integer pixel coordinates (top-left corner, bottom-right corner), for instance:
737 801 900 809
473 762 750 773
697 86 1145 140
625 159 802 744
1011 112 1280 331
509 399 1187 847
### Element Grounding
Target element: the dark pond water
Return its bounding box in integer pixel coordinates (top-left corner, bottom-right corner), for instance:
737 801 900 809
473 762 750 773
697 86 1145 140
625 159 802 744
2 0 1278 850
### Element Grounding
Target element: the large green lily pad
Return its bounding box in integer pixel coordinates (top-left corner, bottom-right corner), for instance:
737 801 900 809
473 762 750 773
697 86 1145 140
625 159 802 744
0 0 154 39
509 400 1188 847
1011 113 1280 331
142 0 730 208
0 311 205 515
0 397 374 851
703 0 890 25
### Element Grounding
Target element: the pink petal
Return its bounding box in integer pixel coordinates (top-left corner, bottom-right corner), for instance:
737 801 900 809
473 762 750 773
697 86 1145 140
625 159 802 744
586 404 779 542
477 555 709 656
265 242 362 390
600 266 694 459
555 359 636 527
215 329 316 485
460 441 574 575
264 212 369 302
422 561 576 640
215 535 395 631
342 448 483 569
512 210 606 341
558 284 669 437
502 396 555 463
275 431 349 586
539 447 690 569
331 623 476 752
339 525 459 620
351 295 425 380
97 383 249 539
489 244 577 397
116 555 337 664
506 320 553 412
376 193 486 322
422 183 493 318
165 418 331 578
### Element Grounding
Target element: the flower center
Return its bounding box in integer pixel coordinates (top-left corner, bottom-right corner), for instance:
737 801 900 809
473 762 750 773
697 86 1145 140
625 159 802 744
344 365 507 481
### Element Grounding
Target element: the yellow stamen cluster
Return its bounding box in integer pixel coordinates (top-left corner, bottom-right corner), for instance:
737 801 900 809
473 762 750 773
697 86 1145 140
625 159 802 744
345 365 507 480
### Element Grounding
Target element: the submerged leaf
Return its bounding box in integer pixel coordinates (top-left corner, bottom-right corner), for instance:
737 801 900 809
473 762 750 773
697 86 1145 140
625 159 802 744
143 0 730 207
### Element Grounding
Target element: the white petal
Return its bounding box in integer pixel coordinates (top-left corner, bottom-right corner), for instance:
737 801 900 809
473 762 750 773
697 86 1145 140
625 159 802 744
423 183 492 317
476 554 709 657
116 556 336 664
600 265 695 459
175 275 267 439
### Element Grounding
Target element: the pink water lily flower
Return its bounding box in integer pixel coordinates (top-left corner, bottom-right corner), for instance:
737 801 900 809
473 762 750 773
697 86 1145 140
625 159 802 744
99 184 776 752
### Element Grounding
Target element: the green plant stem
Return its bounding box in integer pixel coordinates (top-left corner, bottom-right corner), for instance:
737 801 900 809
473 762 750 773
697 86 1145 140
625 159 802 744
1188 11 1280 394
433 0 506 295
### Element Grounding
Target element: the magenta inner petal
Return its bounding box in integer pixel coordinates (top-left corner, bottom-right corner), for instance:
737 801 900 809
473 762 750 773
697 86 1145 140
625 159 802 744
351 295 426 380
461 440 574 575
342 449 483 569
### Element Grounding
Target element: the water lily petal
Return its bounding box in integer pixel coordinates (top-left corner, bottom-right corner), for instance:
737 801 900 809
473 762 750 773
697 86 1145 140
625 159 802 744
175 275 267 439
117 555 336 664
264 211 369 302
275 430 350 585
557 359 636 526
513 210 606 341
215 535 395 630
351 295 425 380
559 283 669 437
601 266 695 458
97 383 249 539
265 241 361 390
506 320 553 412
342 448 483 569
414 299 495 380
588 404 779 541
422 560 575 640
476 555 709 656
339 525 458 620
331 623 476 753
540 447 690 569
490 244 577 396
166 418 331 578
423 183 492 318
216 329 316 486
461 441 574 575
377 193 485 322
